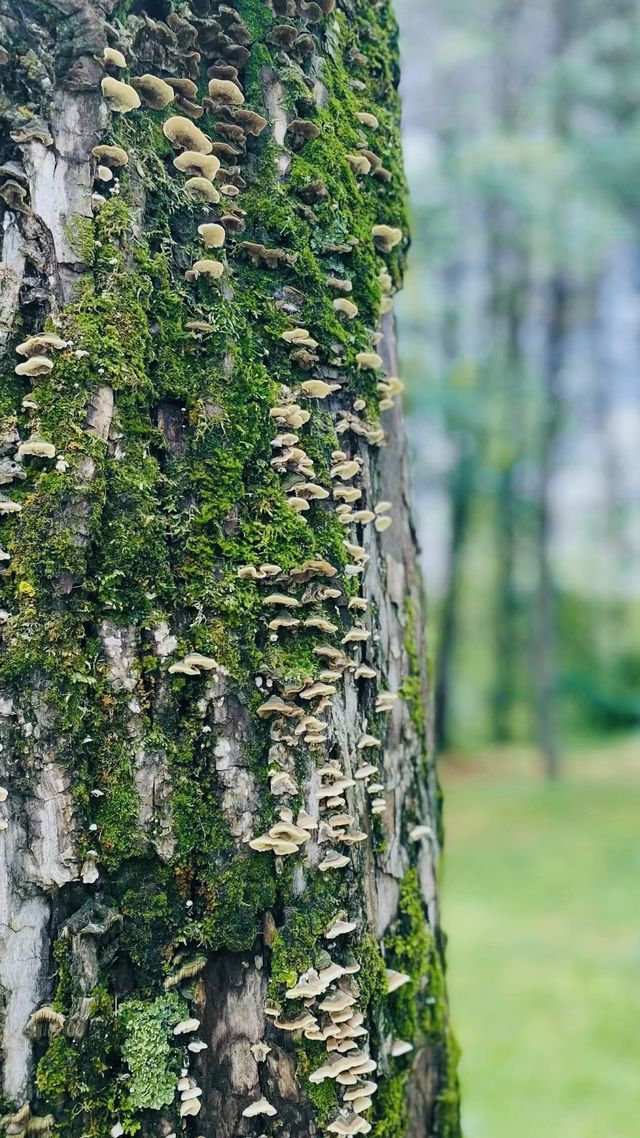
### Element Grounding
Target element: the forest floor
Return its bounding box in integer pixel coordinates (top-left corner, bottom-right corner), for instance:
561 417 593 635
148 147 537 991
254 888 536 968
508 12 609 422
440 734 640 1138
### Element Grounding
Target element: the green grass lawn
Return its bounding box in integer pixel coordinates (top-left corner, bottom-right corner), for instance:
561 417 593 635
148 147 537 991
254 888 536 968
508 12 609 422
440 737 640 1138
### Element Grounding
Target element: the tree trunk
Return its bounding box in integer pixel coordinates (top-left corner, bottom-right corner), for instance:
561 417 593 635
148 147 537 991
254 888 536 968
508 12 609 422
0 3 460 1138
534 273 565 780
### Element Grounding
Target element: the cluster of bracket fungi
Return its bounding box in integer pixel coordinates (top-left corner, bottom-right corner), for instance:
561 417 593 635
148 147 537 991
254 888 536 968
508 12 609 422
0 0 432 1134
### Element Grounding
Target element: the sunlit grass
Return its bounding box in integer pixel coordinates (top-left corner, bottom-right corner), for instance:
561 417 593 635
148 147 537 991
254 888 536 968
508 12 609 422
440 736 640 1138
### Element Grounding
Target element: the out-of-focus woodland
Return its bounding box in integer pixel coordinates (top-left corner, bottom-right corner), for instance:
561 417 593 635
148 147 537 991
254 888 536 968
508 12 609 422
396 0 640 773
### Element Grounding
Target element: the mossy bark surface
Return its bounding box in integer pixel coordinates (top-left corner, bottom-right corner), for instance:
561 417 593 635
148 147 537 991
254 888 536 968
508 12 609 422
0 2 460 1137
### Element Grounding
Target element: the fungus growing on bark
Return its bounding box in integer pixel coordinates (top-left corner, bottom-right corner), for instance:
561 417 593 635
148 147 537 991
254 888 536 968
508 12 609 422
174 151 220 180
372 224 403 252
81 851 99 884
327 1114 371 1135
270 770 298 797
287 119 320 148
16 333 66 357
242 1097 276 1118
241 242 298 268
300 379 340 399
24 1007 66 1036
0 498 21 515
333 298 359 319
354 764 378 782
375 691 398 712
330 459 361 481
95 165 113 183
251 1041 271 1061
17 438 55 459
186 260 224 281
385 969 411 994
183 177 220 204
319 850 350 872
102 46 126 68
274 1011 317 1032
166 77 198 99
164 117 212 153
355 351 383 370
303 617 338 635
173 1017 200 1035
390 1039 414 1057
409 824 433 841
15 355 54 376
101 77 140 112
339 623 368 641
374 516 392 533
300 680 336 700
356 111 379 129
346 154 371 176
91 144 128 168
281 327 310 344
198 223 225 247
334 487 361 503
130 74 175 109
168 661 200 676
208 77 245 104
257 695 301 718
357 734 381 750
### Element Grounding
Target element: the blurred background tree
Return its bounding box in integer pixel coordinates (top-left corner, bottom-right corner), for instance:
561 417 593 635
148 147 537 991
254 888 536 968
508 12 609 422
396 0 640 774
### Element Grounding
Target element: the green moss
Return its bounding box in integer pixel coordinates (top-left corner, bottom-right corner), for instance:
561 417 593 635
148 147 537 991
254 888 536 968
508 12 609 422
119 992 187 1110
400 596 427 739
64 214 96 262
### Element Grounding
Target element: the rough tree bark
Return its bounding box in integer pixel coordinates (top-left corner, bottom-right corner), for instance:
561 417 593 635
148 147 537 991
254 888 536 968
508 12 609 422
0 3 460 1138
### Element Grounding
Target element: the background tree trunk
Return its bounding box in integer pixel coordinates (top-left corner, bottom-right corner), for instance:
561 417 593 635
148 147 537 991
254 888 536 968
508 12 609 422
0 3 460 1138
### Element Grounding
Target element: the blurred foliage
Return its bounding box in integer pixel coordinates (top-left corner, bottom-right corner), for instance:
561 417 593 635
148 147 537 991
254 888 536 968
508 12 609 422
396 0 640 762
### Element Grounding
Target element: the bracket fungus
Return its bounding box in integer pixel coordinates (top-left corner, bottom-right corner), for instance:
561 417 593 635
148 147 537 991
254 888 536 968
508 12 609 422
372 224 403 252
184 177 220 203
101 77 141 112
208 77 245 105
356 111 379 129
300 379 341 399
186 260 224 282
164 117 213 154
173 151 220 180
333 298 359 319
17 438 56 460
197 223 226 248
130 74 176 109
15 356 54 377
385 969 411 994
242 1097 276 1118
173 1017 200 1035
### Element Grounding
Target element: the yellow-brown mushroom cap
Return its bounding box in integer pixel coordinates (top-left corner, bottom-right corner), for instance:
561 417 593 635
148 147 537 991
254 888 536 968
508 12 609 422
163 116 213 154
